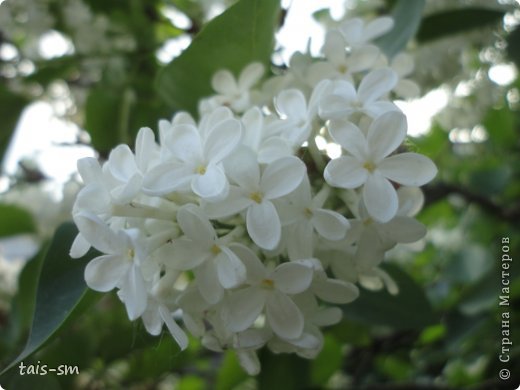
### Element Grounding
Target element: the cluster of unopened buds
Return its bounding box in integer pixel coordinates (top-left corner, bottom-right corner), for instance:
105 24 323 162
70 15 437 374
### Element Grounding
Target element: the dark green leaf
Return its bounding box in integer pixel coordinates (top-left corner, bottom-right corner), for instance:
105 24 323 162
1 248 45 350
417 8 506 43
0 223 100 376
0 86 29 169
375 0 425 57
156 0 281 115
258 349 310 390
0 204 37 238
342 264 437 330
507 26 520 68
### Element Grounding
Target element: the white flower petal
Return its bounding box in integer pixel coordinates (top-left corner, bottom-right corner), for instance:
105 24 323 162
261 156 306 199
135 126 157 171
394 79 420 99
286 222 314 260
195 261 224 304
322 30 347 65
168 124 202 162
204 118 242 163
392 53 415 76
203 186 252 219
271 262 313 295
241 107 263 150
236 350 261 376
258 137 293 164
142 162 192 195
177 204 215 245
358 68 397 103
266 291 304 340
191 164 229 201
380 216 426 243
367 111 407 160
328 120 367 160
216 247 246 288
313 278 359 304
224 147 260 189
70 233 90 258
230 243 267 284
121 264 147 320
156 239 209 270
364 16 394 41
73 212 125 254
348 45 380 72
363 173 398 223
107 145 138 182
212 69 237 94
246 201 281 250
85 254 127 292
312 209 350 241
238 62 264 90
378 153 437 186
276 89 307 120
363 101 399 118
159 305 189 350
324 156 368 189
77 157 103 185
224 286 267 333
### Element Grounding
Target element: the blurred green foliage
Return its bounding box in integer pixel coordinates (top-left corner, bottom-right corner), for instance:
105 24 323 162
0 0 519 388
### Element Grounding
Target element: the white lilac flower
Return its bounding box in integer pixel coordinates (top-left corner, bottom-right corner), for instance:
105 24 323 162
268 80 330 149
338 16 394 48
104 127 160 203
143 115 242 201
279 176 350 259
324 110 437 222
200 62 264 113
204 149 306 250
268 292 342 359
307 30 380 84
74 211 148 320
221 245 314 340
319 68 399 120
154 204 246 304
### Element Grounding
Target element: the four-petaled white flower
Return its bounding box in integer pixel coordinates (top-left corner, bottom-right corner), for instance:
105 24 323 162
74 211 148 321
222 245 314 340
155 204 246 304
204 148 306 250
324 111 437 222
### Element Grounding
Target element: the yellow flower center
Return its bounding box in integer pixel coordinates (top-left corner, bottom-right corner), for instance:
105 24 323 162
196 165 207 175
304 207 313 218
363 161 376 173
249 191 263 204
211 244 221 255
261 279 274 289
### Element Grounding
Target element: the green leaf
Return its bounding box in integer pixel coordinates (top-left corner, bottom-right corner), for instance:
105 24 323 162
0 86 29 169
156 0 281 115
258 349 310 390
216 351 248 390
0 204 37 238
85 86 127 155
342 264 437 330
375 0 425 57
311 335 343 386
417 8 505 43
507 26 520 68
1 248 45 350
0 223 100 376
